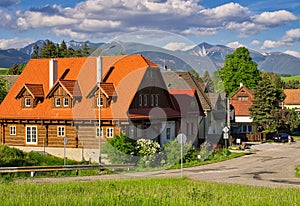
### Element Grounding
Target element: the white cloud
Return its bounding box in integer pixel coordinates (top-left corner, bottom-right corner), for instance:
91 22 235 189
261 28 300 50
284 50 300 58
251 40 260 46
253 10 297 25
200 2 250 19
0 37 33 49
163 42 195 51
53 28 87 39
181 28 218 36
17 11 78 30
226 41 245 49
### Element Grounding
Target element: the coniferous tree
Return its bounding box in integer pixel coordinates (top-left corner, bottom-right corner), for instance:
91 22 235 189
249 73 286 132
218 47 261 96
202 70 214 93
82 42 90 56
31 44 39 59
60 40 68 57
0 77 8 103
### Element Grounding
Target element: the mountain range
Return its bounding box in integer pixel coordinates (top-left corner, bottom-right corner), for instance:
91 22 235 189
1 40 300 76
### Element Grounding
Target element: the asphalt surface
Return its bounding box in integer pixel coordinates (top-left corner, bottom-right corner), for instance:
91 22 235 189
18 141 300 188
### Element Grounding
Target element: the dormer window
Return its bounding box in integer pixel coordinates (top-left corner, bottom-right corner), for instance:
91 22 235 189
97 97 103 107
63 97 69 107
25 98 31 107
55 98 61 107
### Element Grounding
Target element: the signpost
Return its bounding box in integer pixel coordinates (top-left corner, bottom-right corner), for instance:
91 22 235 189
176 133 187 178
223 126 229 148
63 137 68 165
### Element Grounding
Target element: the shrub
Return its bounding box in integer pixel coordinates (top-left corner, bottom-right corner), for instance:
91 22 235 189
102 133 137 164
136 139 161 168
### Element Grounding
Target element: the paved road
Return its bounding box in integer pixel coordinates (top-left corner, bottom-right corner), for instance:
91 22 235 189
19 141 300 188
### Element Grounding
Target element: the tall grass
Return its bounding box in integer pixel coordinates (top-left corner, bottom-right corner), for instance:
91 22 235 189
0 178 299 205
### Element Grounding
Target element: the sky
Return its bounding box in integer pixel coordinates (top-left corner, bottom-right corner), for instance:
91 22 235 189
1 0 300 57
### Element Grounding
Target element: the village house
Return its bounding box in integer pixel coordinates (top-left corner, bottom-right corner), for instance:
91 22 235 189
229 84 258 141
0 55 185 161
283 89 300 112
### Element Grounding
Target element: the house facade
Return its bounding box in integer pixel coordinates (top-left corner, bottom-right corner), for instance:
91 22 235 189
283 89 300 111
229 84 257 138
0 55 181 155
162 71 210 146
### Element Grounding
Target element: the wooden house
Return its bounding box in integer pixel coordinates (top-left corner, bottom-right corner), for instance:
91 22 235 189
283 89 300 111
0 55 180 152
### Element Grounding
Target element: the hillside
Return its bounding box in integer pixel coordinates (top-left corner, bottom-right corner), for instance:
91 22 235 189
1 40 300 75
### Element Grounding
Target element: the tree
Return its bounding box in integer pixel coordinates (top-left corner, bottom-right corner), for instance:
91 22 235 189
0 77 8 103
284 80 300 89
218 47 261 96
82 42 90 56
8 64 25 75
31 44 39 59
249 73 286 132
202 70 214 92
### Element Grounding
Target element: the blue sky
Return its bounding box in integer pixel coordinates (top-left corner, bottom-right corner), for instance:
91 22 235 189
1 0 300 57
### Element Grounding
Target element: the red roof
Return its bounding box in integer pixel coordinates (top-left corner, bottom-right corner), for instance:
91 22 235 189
284 89 300 105
230 86 254 116
0 54 171 121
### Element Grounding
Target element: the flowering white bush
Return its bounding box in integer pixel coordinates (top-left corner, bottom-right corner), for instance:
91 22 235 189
136 139 160 156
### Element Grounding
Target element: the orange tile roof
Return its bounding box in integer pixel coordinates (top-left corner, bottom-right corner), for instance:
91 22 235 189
15 84 44 99
0 54 165 121
230 86 254 116
284 89 300 105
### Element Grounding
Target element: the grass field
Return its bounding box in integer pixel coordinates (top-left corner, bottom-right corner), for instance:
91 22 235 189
0 68 9 75
281 75 300 82
0 178 299 205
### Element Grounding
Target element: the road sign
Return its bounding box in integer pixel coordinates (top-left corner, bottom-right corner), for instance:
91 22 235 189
63 137 68 145
176 133 187 144
223 133 229 139
223 126 229 133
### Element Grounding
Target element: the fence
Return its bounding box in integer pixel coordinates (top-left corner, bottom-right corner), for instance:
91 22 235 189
0 164 135 177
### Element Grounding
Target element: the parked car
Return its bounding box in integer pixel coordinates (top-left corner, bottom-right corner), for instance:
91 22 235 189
272 133 294 143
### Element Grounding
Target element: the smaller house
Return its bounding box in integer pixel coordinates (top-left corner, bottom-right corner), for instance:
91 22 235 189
230 84 257 138
283 89 300 111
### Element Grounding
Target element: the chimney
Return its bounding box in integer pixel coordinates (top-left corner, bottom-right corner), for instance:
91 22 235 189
96 56 102 83
49 59 58 89
240 82 243 88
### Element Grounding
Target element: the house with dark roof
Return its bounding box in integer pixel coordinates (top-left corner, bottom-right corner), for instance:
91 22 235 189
0 55 181 160
162 71 211 146
283 89 300 111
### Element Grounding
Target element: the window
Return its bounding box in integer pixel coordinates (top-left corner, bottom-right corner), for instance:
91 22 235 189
63 97 69 107
186 123 189 136
144 94 148 106
97 97 103 107
191 122 194 135
238 96 248 101
106 128 114 138
155 94 159 106
57 126 65 137
139 95 143 107
25 98 31 107
26 126 37 144
96 127 103 137
151 94 155 107
10 126 16 135
166 128 171 139
55 98 61 107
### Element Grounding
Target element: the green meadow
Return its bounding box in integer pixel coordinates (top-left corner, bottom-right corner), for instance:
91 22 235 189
281 75 300 82
0 178 299 205
0 68 9 75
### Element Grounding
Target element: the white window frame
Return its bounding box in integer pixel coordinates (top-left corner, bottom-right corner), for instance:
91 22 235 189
26 126 37 145
151 94 155 107
155 94 159 106
63 97 69 107
25 98 31 107
96 127 103 137
144 94 148 107
106 128 114 138
10 126 16 136
57 126 65 137
55 98 61 107
139 95 143 107
97 97 103 107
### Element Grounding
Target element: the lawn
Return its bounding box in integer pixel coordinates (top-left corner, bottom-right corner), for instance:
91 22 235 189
0 178 299 205
281 75 300 82
0 68 9 75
